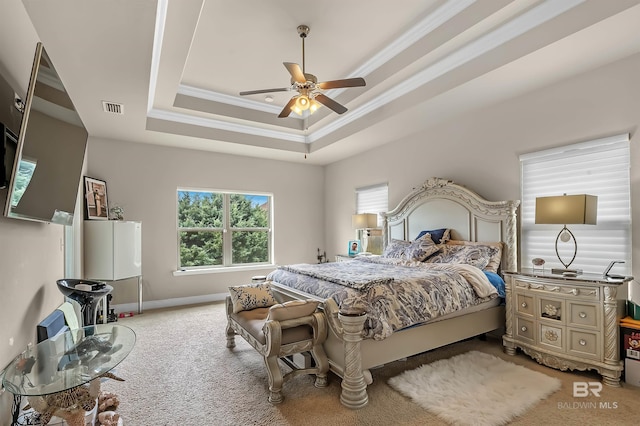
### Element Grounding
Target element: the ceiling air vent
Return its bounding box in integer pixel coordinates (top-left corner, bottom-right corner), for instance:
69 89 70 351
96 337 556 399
102 101 124 115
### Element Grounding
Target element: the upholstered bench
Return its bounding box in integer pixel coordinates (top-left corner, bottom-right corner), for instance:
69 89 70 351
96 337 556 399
225 283 329 404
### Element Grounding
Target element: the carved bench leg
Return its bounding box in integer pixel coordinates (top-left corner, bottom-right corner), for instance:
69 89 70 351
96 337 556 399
311 344 329 388
264 355 284 404
225 296 236 348
338 311 369 409
226 322 236 348
314 373 328 388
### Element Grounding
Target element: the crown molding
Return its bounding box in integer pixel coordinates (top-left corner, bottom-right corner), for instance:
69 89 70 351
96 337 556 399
148 0 586 150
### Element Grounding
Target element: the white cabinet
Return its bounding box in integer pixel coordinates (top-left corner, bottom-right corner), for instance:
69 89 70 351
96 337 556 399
84 220 142 312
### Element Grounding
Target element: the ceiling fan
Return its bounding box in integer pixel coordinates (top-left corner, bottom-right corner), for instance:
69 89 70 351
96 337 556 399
239 25 366 118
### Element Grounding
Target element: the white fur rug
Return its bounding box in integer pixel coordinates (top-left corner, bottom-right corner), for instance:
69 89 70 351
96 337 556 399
388 350 561 426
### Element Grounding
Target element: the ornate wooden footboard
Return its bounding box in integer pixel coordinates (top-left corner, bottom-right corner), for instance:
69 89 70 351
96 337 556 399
271 178 519 408
271 281 506 408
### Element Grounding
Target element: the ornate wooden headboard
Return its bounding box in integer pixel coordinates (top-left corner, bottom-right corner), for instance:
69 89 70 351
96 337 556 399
381 178 520 272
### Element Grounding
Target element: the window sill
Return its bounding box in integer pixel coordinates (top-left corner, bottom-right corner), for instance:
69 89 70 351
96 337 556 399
173 264 276 277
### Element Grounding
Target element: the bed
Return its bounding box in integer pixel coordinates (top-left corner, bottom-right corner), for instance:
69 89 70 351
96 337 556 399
268 177 520 408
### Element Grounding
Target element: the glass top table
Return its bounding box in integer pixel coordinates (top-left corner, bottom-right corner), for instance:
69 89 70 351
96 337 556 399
2 324 136 396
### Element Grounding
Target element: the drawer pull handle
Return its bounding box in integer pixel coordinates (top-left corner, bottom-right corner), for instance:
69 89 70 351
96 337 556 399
521 302 527 308
579 339 587 346
579 312 587 319
521 326 528 332
571 289 578 296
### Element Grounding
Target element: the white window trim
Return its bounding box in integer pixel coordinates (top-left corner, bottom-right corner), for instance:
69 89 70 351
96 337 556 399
176 188 274 271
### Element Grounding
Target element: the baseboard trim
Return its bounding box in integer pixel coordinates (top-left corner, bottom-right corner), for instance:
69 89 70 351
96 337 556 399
112 292 227 313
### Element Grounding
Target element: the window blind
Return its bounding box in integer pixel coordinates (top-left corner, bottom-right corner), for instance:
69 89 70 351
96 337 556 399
520 133 631 275
356 183 388 227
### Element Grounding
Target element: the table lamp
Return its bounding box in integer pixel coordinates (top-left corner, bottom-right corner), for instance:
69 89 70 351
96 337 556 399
352 213 379 254
535 194 597 276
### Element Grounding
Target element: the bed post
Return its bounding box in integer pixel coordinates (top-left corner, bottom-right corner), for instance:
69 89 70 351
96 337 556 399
338 309 368 409
504 200 519 273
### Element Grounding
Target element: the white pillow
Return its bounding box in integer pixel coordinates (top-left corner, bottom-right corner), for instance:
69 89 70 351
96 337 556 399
267 300 320 321
228 283 277 313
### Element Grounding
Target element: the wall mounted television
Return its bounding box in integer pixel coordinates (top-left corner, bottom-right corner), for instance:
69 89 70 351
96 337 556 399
3 42 88 225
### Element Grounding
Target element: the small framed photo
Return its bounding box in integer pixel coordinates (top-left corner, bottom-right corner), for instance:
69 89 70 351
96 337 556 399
348 240 361 256
84 176 109 220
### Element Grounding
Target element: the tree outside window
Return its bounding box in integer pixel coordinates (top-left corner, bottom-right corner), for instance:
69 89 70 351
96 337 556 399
178 190 271 268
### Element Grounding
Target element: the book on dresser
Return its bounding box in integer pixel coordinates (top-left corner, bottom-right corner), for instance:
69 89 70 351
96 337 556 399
502 269 632 387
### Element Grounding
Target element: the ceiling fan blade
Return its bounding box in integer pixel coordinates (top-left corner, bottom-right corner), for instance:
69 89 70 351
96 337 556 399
283 62 306 84
315 93 347 114
239 87 289 96
317 77 366 90
278 97 298 118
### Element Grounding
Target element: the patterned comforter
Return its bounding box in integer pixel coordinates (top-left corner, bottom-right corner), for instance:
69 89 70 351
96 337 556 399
267 256 499 341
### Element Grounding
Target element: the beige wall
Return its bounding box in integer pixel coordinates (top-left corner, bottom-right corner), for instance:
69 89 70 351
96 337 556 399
85 139 325 307
0 3 66 420
326 52 640 279
1 1 639 423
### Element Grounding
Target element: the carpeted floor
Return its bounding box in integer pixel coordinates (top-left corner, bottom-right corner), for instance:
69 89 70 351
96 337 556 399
102 302 640 425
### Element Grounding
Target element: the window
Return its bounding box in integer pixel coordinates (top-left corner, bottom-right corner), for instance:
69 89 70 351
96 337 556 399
520 134 631 275
356 183 388 227
177 189 272 268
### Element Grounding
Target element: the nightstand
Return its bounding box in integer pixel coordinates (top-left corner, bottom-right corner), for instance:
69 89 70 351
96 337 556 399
335 254 355 262
502 269 632 386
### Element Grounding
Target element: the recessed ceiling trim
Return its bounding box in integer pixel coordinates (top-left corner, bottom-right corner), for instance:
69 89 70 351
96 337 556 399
146 0 589 152
148 108 307 143
148 0 169 113
350 0 475 79
309 0 586 143
173 0 475 121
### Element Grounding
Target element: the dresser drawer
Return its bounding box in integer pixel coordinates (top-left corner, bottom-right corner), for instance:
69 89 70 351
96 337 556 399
568 303 599 329
513 278 600 301
568 329 599 359
515 293 534 316
539 297 563 323
515 317 535 342
539 323 564 351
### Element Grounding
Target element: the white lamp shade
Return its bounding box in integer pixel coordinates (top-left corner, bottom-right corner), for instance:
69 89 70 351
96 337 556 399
352 213 378 229
535 194 597 225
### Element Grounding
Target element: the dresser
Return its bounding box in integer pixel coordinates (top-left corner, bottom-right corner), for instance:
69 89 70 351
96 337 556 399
502 269 631 386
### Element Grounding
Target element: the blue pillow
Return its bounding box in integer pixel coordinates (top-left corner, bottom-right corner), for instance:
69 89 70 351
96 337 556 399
416 228 450 244
483 271 505 298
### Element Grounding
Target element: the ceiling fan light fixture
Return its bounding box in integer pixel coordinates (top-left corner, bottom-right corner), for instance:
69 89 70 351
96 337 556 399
309 98 321 114
295 94 310 111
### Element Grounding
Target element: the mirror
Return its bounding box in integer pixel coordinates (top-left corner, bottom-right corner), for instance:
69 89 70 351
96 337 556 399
4 43 88 225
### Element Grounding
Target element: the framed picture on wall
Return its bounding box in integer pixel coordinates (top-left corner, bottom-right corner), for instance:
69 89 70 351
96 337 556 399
84 176 109 220
348 240 361 256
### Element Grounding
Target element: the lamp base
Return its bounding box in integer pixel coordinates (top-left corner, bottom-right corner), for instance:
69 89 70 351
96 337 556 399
551 268 583 276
